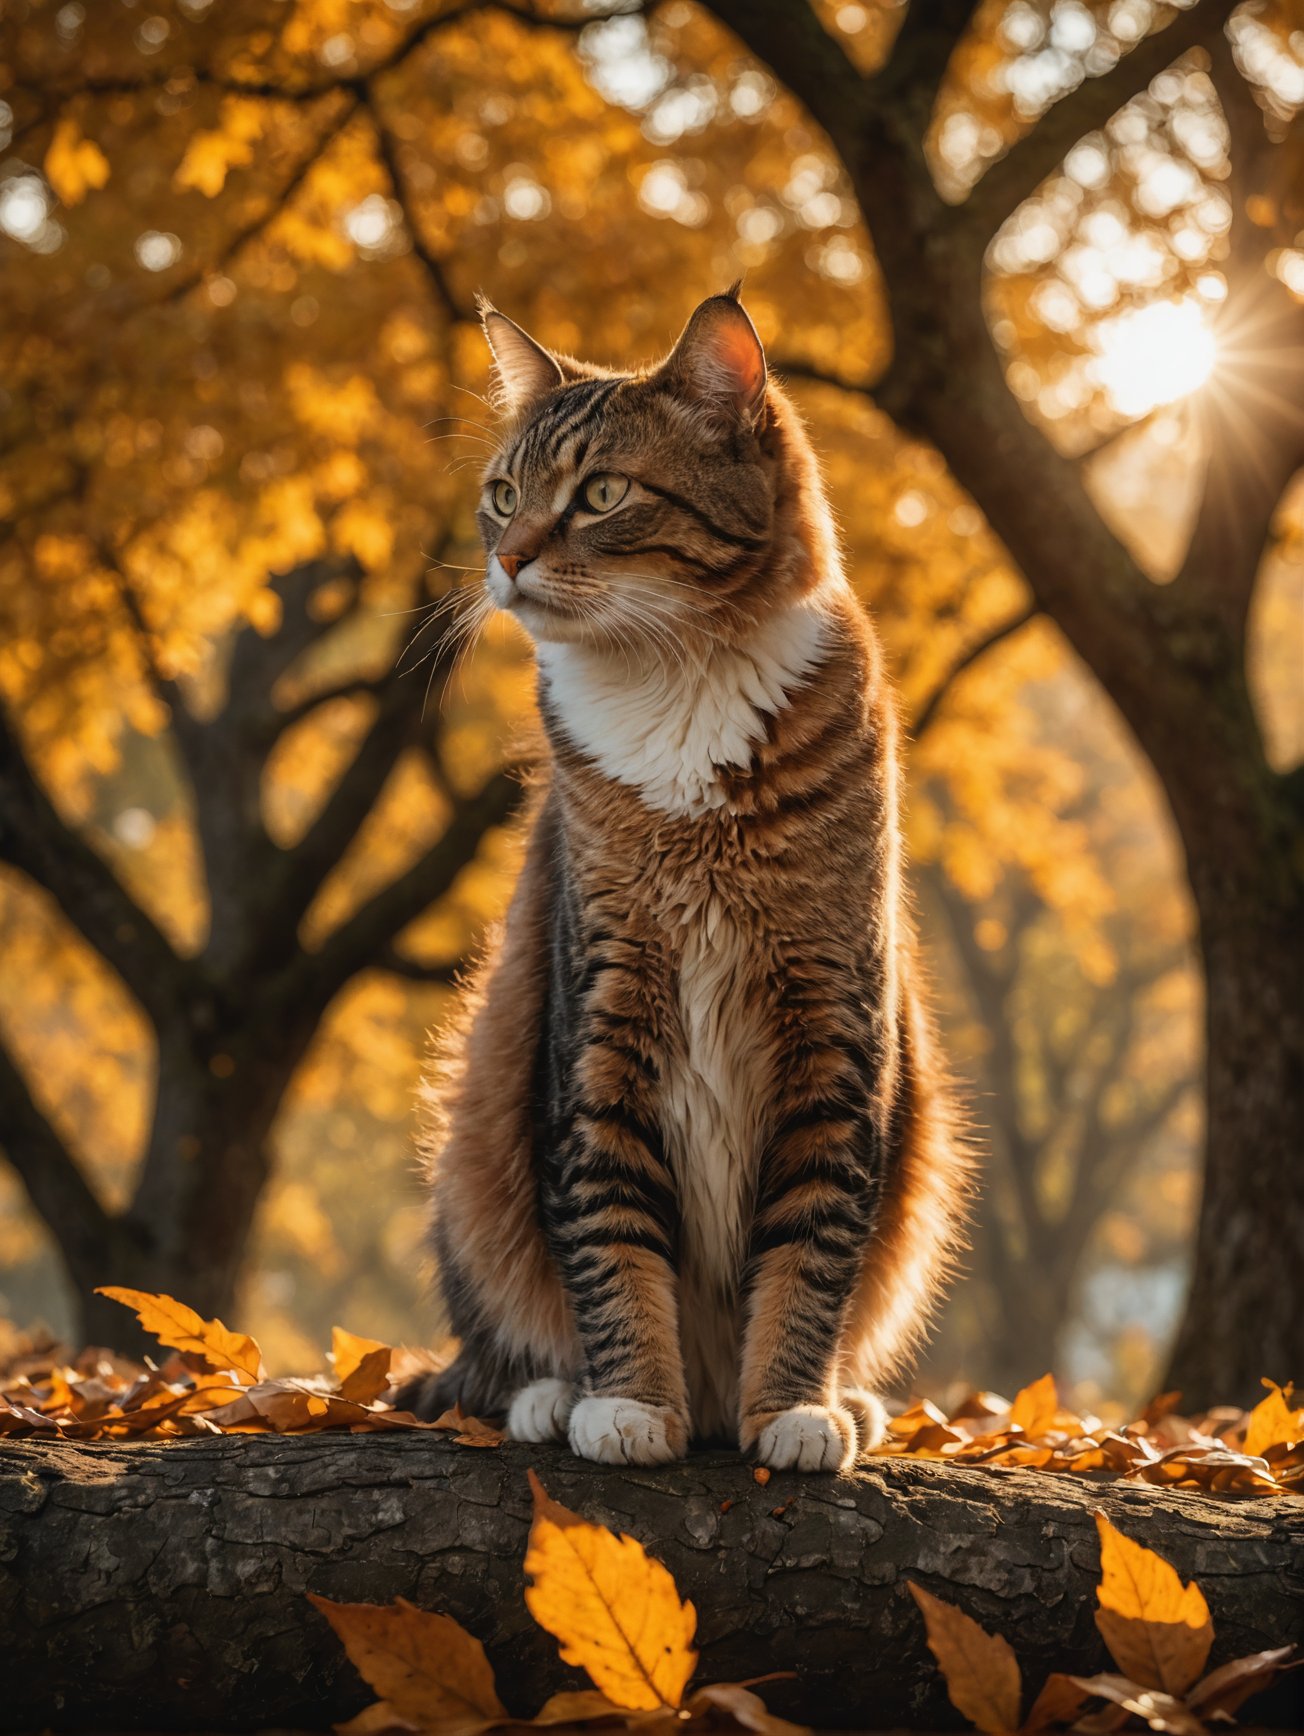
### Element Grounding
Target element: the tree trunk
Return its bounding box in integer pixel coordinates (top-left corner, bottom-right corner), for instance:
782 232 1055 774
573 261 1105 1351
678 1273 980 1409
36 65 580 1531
2 1435 1301 1733
1163 788 1304 1406
59 1023 309 1352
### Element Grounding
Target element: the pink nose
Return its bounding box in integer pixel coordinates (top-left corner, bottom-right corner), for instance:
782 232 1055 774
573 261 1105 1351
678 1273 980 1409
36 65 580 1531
498 550 532 581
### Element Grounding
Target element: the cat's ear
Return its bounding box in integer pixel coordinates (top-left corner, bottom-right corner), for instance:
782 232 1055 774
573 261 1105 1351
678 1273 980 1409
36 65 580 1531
660 287 767 427
479 298 564 414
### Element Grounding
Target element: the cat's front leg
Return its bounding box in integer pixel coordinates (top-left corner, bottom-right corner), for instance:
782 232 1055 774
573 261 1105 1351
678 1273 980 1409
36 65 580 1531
546 940 690 1468
738 997 888 1473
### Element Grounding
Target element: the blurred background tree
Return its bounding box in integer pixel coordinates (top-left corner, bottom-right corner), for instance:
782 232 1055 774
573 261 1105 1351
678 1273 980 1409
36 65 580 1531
0 0 1298 1401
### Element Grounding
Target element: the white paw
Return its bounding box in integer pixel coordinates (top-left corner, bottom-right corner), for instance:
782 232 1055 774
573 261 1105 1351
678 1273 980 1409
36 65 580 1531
568 1397 685 1467
756 1404 854 1472
507 1377 575 1444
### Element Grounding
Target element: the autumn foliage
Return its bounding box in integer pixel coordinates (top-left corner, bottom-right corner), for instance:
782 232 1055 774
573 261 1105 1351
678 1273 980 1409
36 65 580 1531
2 1290 1301 1505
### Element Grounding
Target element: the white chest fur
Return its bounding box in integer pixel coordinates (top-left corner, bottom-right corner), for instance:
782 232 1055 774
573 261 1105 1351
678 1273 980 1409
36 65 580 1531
665 896 767 1437
535 598 829 817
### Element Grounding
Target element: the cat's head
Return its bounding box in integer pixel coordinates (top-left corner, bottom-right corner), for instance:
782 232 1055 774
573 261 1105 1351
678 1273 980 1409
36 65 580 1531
474 289 829 649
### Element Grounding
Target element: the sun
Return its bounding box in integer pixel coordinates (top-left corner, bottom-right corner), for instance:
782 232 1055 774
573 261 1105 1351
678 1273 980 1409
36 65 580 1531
1090 298 1218 420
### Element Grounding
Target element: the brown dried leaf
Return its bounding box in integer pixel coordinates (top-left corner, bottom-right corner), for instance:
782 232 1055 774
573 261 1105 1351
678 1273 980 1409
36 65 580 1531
310 1594 506 1733
684 1682 811 1734
1069 1673 1204 1735
1187 1644 1297 1718
908 1582 1021 1736
1021 1670 1088 1733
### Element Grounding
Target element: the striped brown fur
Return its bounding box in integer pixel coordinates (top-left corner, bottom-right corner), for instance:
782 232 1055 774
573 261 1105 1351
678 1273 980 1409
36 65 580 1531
397 290 973 1470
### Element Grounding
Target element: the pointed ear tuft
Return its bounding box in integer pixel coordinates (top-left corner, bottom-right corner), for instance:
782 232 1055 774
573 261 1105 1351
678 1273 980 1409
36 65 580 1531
723 278 743 301
661 293 766 427
480 302 565 415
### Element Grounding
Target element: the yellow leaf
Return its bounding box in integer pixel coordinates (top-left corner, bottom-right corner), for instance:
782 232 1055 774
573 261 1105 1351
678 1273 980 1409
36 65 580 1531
332 1326 392 1405
174 96 263 197
907 1583 1021 1736
1242 1383 1303 1459
44 117 110 206
1008 1373 1058 1436
1093 1513 1212 1695
309 1594 505 1732
523 1469 697 1712
95 1287 261 1382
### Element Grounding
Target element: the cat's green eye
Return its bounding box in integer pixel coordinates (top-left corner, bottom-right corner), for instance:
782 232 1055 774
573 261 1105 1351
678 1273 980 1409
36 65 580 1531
490 480 517 516
580 473 629 513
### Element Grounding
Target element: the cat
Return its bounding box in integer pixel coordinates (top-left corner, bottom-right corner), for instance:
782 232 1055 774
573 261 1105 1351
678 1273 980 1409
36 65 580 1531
395 288 972 1471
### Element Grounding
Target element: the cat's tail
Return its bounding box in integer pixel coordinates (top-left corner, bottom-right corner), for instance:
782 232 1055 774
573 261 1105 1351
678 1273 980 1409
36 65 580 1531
391 1343 522 1422
843 966 978 1388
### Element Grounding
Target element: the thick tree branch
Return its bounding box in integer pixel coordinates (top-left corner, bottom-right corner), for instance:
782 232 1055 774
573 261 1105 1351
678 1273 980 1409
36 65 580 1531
910 605 1037 739
875 0 982 107
306 768 522 1003
696 0 869 169
0 1033 115 1270
1179 51 1304 629
962 0 1237 233
0 711 179 1023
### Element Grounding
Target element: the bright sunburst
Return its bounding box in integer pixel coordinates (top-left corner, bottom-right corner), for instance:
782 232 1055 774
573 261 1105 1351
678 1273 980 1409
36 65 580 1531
1091 298 1218 420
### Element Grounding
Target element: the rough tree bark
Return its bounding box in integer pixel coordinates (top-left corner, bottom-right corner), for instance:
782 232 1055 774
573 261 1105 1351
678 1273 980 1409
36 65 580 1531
1 1436 1301 1733
700 0 1304 1407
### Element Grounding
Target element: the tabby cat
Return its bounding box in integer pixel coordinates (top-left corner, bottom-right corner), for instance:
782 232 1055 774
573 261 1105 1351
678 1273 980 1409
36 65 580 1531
397 289 971 1471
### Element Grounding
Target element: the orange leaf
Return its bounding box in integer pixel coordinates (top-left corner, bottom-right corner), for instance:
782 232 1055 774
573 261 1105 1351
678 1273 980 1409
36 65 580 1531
1093 1514 1212 1695
1242 1382 1303 1459
753 1466 771 1487
309 1594 505 1732
524 1469 697 1712
1008 1374 1058 1437
907 1583 1021 1735
94 1288 261 1382
332 1327 392 1405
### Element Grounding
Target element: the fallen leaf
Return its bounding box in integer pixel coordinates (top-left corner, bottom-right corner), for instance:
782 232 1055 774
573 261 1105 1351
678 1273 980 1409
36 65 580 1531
1021 1670 1088 1733
907 1583 1021 1736
333 1327 393 1406
524 1470 697 1712
1093 1514 1211 1696
1069 1672 1204 1735
334 1703 420 1736
1009 1373 1058 1436
1187 1644 1297 1717
309 1594 505 1732
531 1690 632 1725
1242 1382 1303 1459
431 1404 506 1447
753 1466 771 1487
95 1287 261 1382
685 1682 811 1734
